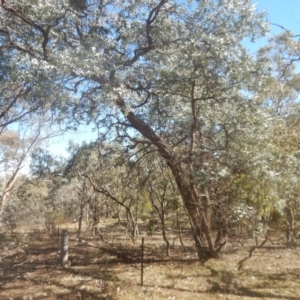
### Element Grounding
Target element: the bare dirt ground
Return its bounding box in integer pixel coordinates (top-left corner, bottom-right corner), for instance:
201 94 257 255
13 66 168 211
1 221 300 300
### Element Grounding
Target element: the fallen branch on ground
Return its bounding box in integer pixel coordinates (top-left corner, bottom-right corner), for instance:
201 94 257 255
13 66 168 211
13 275 31 281
70 237 108 249
12 255 31 269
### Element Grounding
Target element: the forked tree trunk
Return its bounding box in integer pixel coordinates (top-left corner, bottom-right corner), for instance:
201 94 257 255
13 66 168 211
126 209 139 242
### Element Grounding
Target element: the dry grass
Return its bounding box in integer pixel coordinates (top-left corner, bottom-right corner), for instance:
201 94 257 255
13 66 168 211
1 221 300 299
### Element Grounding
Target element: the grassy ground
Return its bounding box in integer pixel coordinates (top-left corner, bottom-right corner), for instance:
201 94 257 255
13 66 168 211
1 221 300 299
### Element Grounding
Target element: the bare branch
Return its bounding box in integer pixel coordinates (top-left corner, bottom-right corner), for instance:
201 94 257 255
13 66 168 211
271 23 300 38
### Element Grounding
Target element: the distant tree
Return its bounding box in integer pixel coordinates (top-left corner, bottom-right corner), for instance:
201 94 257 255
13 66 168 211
144 155 180 256
255 32 300 116
0 127 40 219
0 112 63 222
14 177 48 226
64 142 145 242
237 32 300 243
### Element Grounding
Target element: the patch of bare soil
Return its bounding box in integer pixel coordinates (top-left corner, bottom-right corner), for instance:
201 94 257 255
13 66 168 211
1 222 300 300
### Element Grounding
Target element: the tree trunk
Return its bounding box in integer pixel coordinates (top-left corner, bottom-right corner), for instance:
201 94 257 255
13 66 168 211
214 204 228 248
0 192 9 220
0 168 20 221
77 201 84 237
60 229 70 267
162 159 217 259
120 107 217 259
286 206 294 244
117 205 122 225
86 208 89 223
150 192 170 256
127 209 139 242
161 210 170 256
175 210 185 247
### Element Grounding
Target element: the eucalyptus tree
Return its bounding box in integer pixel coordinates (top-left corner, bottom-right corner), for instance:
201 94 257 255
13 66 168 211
0 1 68 221
0 29 68 135
0 127 41 219
64 142 104 237
253 33 300 242
14 177 48 226
255 32 300 116
1 0 269 258
0 112 64 223
0 6 70 133
64 141 146 241
30 148 75 234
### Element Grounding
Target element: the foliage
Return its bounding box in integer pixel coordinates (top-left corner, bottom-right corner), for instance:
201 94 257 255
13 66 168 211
3 0 300 257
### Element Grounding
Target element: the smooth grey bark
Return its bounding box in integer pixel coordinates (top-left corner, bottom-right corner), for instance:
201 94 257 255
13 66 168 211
60 229 70 267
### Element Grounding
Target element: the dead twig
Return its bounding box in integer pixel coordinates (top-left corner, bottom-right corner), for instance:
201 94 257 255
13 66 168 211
0 254 12 261
13 275 31 281
12 255 31 269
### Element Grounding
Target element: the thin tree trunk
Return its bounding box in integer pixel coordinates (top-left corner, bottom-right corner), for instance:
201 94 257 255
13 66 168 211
175 210 185 247
117 205 121 225
149 188 170 256
77 201 84 237
286 206 294 244
161 209 170 256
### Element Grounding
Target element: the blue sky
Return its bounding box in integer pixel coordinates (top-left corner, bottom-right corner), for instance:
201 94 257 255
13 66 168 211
48 0 300 157
256 0 300 32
